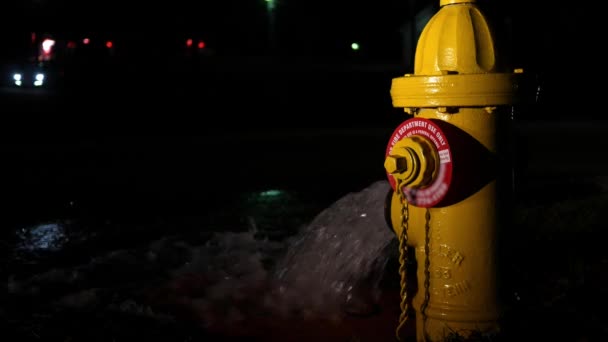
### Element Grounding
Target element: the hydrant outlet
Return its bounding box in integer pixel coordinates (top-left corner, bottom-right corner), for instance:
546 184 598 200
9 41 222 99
384 135 437 188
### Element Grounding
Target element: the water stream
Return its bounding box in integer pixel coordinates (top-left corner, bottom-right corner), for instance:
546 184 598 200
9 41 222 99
5 180 397 340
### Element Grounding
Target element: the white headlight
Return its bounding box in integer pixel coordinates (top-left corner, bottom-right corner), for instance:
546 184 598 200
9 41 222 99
13 73 22 81
35 73 45 81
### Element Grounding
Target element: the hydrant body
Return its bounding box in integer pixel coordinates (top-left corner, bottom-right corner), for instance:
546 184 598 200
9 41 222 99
385 1 520 340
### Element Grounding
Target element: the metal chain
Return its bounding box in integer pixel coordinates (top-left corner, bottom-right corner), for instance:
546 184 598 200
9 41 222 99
395 180 410 341
421 208 432 341
394 184 433 341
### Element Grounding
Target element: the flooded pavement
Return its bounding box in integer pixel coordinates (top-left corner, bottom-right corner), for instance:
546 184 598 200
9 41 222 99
4 172 608 342
3 178 398 342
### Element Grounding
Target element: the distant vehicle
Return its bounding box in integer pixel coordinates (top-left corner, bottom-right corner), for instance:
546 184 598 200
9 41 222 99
4 61 60 89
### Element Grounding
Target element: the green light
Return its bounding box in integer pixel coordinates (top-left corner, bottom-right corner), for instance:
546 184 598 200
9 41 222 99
351 42 360 51
260 189 283 197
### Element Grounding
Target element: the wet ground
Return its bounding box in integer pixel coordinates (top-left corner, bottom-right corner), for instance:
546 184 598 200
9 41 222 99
3 129 607 342
2 61 608 341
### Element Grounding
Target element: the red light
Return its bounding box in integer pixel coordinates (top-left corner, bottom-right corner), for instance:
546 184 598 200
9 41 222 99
83 38 90 45
67 41 76 48
42 39 55 54
106 41 113 48
186 38 193 47
197 41 206 49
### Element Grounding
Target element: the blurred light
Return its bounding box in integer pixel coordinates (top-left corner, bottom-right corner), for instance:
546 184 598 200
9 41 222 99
106 41 113 48
34 73 45 87
31 32 36 44
351 42 360 51
186 38 193 47
198 41 206 49
67 41 76 48
260 189 283 197
42 39 55 54
83 38 90 44
13 73 22 81
14 80 22 86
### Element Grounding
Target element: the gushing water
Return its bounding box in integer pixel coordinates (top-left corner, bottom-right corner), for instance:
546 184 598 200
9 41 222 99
167 180 396 323
270 180 396 317
8 180 397 331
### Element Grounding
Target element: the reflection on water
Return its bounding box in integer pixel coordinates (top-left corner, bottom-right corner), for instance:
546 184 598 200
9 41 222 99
17 222 68 252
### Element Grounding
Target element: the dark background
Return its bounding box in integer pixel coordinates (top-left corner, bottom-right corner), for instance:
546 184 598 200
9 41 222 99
1 0 602 120
2 1 608 341
1 0 600 73
0 0 604 222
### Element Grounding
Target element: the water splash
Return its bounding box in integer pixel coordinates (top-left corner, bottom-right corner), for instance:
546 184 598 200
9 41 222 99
7 180 398 332
16 222 68 252
269 180 396 318
162 180 396 322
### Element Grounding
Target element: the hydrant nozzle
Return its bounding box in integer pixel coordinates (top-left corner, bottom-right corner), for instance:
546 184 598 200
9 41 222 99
384 136 438 188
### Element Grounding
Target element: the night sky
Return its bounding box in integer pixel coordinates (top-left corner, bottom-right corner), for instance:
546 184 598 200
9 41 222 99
3 0 593 68
4 0 414 59
0 0 602 119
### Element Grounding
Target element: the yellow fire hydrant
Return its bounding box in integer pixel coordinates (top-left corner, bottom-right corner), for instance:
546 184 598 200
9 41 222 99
384 0 521 341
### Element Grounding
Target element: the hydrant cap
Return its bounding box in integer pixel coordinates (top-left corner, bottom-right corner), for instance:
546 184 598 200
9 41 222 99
440 0 476 6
